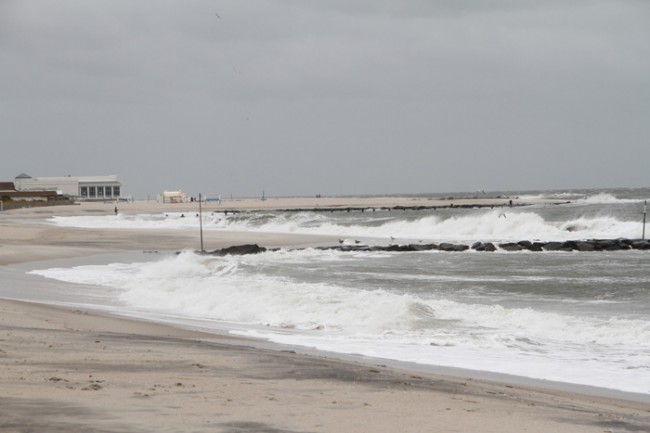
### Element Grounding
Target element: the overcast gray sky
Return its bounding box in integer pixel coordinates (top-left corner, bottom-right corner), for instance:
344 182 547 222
1 0 649 198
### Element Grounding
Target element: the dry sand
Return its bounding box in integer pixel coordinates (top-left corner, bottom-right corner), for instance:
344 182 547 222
1 198 649 433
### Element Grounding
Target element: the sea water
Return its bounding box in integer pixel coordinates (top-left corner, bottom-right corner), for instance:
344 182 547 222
23 188 650 395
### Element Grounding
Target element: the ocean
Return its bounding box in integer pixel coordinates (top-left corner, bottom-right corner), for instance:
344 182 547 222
22 188 650 396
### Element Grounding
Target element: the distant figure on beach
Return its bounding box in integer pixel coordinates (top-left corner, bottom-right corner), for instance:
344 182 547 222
114 206 118 215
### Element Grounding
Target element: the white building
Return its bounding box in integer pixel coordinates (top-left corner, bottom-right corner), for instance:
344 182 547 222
14 173 122 200
160 190 187 203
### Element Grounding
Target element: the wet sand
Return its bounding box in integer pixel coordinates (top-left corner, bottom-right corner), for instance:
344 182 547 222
1 199 649 432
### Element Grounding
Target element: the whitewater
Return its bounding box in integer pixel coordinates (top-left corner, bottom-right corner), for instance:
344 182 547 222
27 189 650 395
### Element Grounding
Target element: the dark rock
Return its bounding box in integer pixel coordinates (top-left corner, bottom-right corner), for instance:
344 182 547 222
208 244 267 256
470 242 496 252
531 242 546 251
542 242 564 251
439 243 469 252
499 242 524 251
341 245 372 252
574 241 596 252
409 243 439 251
631 240 650 250
471 242 486 251
593 240 628 251
558 241 576 251
385 244 414 252
561 241 578 251
484 242 497 252
517 240 534 250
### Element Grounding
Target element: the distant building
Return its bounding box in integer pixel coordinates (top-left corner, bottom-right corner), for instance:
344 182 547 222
160 190 186 203
13 173 122 201
0 182 16 194
0 181 63 210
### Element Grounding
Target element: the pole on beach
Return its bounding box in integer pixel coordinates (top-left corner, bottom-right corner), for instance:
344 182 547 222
643 200 647 240
199 193 204 252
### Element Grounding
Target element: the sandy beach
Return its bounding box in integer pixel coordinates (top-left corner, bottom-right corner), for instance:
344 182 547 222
1 198 649 433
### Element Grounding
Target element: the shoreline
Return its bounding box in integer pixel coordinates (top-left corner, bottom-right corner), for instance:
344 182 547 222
2 296 649 433
4 249 649 404
1 198 649 432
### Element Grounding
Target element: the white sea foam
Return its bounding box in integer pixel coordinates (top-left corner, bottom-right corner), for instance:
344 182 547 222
48 210 642 242
31 252 650 344
518 191 646 204
30 250 650 394
576 193 642 204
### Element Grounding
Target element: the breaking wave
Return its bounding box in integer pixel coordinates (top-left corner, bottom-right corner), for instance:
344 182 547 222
29 249 650 394
49 210 642 242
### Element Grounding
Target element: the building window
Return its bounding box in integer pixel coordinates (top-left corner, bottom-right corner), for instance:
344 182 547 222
89 186 96 198
81 187 88 198
113 186 120 197
98 187 105 198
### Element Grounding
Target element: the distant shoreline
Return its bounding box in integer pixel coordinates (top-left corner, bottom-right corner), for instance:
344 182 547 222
1 195 571 217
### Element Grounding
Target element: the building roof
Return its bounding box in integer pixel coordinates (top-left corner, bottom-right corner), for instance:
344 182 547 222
15 174 120 184
0 182 16 192
2 190 59 198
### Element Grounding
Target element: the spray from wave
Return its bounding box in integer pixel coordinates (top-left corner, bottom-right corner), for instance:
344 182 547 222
30 250 650 344
49 210 642 242
576 193 643 205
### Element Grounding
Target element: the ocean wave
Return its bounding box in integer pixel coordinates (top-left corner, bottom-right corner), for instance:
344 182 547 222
29 249 650 394
576 193 643 204
30 251 650 347
48 210 642 242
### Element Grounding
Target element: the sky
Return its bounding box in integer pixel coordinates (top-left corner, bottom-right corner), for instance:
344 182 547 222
1 0 649 199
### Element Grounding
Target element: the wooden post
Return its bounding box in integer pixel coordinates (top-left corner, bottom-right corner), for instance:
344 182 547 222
199 193 204 252
643 200 647 240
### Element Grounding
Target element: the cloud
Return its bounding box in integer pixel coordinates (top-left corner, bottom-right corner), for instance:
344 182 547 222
1 0 649 196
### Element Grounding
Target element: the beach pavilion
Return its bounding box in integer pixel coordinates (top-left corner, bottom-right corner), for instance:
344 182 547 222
13 173 122 201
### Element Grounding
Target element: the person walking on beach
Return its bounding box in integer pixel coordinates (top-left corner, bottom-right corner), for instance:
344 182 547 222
114 206 118 216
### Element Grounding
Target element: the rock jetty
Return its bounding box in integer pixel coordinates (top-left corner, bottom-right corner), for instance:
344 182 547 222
201 239 650 256
201 244 268 256
313 239 650 253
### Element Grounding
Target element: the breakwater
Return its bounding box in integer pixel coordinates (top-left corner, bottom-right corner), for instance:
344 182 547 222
204 238 650 256
214 201 569 215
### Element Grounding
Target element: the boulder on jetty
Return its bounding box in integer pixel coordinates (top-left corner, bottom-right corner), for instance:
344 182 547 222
542 241 567 251
206 244 267 256
498 242 524 252
439 243 469 252
632 240 650 250
471 242 496 252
